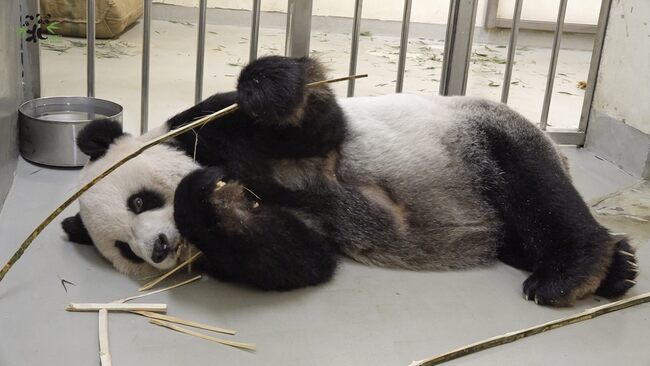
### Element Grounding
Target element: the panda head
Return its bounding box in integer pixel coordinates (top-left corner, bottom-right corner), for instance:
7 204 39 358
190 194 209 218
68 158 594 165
62 120 200 277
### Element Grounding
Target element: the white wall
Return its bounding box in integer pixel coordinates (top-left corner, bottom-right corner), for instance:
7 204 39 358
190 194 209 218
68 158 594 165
592 0 650 135
153 0 490 26
497 0 599 25
153 0 600 26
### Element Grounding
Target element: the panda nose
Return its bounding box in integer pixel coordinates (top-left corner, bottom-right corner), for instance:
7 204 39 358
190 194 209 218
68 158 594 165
151 234 170 263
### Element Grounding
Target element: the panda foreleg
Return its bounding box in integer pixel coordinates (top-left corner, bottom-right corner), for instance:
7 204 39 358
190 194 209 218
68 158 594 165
174 167 338 291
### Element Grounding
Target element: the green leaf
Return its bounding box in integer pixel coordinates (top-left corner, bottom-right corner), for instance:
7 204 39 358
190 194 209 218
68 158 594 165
46 21 60 34
17 26 27 36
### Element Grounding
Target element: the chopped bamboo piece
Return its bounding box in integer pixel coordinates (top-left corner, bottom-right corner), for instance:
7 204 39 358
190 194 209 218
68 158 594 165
139 252 203 292
114 275 202 303
149 319 256 351
66 303 167 313
409 292 650 366
0 73 368 286
132 310 236 335
98 309 112 366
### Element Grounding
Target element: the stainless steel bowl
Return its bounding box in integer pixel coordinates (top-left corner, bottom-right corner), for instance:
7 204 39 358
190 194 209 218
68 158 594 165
19 96 123 167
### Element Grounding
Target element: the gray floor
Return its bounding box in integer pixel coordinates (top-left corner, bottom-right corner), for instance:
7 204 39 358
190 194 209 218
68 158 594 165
0 147 647 366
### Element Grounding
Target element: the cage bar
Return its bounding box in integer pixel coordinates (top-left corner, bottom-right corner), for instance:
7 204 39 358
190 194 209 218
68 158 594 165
140 0 152 134
539 0 568 130
194 0 208 104
395 0 412 93
500 0 523 104
249 0 261 61
87 0 95 97
285 0 313 57
347 0 363 97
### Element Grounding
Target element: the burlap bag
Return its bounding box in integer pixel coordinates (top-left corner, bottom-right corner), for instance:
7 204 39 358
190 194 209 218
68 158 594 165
40 0 143 39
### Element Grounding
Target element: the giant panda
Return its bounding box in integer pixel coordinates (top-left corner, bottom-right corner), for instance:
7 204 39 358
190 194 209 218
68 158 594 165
62 56 638 306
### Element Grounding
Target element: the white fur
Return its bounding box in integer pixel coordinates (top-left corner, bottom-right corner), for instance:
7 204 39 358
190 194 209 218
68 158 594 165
78 134 200 276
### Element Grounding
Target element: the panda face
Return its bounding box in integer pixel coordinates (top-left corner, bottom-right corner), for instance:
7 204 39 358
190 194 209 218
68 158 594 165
63 121 201 277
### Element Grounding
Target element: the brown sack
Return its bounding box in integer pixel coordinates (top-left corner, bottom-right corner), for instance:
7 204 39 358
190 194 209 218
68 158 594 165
40 0 143 39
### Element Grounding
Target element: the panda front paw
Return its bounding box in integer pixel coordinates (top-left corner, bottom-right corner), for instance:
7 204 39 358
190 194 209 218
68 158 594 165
173 167 227 243
237 56 307 125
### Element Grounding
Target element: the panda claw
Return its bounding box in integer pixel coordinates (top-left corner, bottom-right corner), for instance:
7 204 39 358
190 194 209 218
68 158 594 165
627 260 638 268
619 250 635 258
624 279 636 285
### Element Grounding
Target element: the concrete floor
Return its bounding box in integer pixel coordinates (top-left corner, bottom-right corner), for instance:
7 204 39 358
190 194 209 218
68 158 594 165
40 19 592 135
0 147 648 366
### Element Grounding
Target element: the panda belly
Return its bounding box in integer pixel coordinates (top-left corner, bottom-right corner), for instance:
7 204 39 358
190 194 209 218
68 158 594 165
334 94 501 270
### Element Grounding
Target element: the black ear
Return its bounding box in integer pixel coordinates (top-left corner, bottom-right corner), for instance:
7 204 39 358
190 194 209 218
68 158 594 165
62 213 94 246
77 119 124 161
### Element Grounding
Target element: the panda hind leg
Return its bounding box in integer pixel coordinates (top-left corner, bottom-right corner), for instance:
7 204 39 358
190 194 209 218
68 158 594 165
479 119 636 306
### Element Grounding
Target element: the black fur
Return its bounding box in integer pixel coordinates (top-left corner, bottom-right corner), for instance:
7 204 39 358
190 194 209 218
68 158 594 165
236 55 306 124
62 213 94 245
174 167 338 290
77 119 124 161
115 241 145 263
127 189 165 214
447 100 633 306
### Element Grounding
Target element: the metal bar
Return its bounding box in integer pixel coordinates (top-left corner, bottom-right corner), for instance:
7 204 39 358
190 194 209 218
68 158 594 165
285 0 313 57
140 0 152 134
395 0 412 93
87 0 95 97
249 0 261 61
20 0 40 101
347 0 363 97
578 0 612 137
195 0 207 104
501 0 523 103
546 130 586 145
439 0 479 96
539 0 568 131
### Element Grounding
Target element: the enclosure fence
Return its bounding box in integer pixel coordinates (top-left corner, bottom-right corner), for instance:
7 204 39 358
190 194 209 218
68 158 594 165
77 0 611 144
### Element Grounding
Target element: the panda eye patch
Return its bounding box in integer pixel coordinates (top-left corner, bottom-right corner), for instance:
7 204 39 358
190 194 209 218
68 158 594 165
115 241 144 263
127 189 165 214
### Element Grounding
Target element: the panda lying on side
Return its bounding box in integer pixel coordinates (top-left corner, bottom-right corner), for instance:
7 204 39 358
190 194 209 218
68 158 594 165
62 56 637 307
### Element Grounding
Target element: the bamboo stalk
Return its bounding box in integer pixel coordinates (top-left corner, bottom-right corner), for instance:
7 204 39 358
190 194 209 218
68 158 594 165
138 253 203 292
132 310 236 335
98 309 112 366
114 275 202 303
0 73 367 286
150 319 256 351
66 303 167 313
409 292 650 366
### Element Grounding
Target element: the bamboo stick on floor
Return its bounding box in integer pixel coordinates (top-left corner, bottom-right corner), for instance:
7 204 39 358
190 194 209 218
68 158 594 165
0 74 367 286
66 303 167 313
132 310 236 335
114 275 202 303
409 292 650 366
98 309 112 366
150 319 256 351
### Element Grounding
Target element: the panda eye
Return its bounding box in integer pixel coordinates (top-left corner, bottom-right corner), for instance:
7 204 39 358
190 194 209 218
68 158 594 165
133 197 144 212
128 190 164 214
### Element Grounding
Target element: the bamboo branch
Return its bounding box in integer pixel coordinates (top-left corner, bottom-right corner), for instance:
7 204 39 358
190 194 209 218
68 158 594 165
409 292 650 366
0 73 368 286
132 310 236 335
66 303 167 313
98 309 112 366
150 319 256 351
138 253 203 292
114 275 202 303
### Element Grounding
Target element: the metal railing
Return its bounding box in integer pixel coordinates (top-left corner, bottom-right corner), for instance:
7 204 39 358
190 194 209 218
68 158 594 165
80 0 611 145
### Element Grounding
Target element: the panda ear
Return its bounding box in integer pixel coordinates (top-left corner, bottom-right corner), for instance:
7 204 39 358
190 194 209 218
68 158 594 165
77 119 124 161
62 213 94 246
